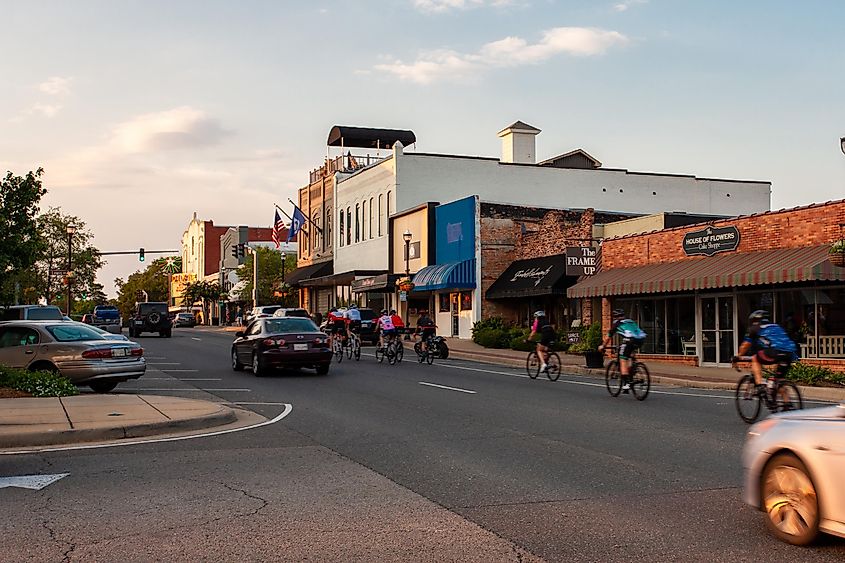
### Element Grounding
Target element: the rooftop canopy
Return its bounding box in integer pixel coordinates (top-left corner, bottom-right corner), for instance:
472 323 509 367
327 126 416 149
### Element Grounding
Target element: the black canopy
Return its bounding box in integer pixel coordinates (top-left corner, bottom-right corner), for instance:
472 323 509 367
485 254 578 299
285 261 332 287
327 126 416 149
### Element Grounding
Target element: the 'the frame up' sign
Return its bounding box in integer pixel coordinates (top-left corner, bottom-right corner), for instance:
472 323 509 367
682 225 741 257
565 247 597 276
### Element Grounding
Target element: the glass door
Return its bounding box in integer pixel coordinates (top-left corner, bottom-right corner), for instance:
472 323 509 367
700 295 734 365
450 293 459 337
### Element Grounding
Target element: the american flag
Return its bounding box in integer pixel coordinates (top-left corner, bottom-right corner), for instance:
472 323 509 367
272 210 285 248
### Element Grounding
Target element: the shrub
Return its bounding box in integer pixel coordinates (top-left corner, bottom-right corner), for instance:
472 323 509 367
785 362 845 386
471 317 510 341
509 328 533 351
0 366 78 397
474 327 511 349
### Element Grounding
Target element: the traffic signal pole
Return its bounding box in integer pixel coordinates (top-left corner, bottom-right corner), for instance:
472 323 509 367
251 245 258 309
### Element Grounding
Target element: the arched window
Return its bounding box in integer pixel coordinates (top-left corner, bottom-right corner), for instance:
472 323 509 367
346 207 352 246
355 203 360 243
378 195 383 237
339 210 344 248
369 197 374 239
387 190 392 217
361 200 367 240
325 206 332 249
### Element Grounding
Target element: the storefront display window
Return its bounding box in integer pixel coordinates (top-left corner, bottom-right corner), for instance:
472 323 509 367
460 292 472 311
439 293 450 313
617 296 695 356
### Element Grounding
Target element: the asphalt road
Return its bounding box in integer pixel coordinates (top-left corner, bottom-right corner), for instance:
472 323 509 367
2 326 844 561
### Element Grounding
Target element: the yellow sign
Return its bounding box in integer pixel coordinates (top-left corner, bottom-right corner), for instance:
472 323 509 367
170 273 196 306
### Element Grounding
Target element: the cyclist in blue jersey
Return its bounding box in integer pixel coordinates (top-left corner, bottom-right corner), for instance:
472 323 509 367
599 309 647 393
732 310 797 395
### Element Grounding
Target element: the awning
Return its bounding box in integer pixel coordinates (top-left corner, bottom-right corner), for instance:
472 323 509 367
351 273 400 293
300 270 383 288
486 254 578 299
327 126 416 149
227 280 248 302
286 261 333 286
567 245 845 298
412 259 475 292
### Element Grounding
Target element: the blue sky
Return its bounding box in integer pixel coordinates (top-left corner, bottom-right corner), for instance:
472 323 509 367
2 0 844 294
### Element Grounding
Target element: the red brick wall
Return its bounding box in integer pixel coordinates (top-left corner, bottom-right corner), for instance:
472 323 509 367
514 209 595 260
204 222 230 277
603 200 845 269
480 217 518 321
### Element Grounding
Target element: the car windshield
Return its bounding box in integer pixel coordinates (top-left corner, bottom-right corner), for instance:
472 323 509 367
26 307 64 320
139 303 168 314
46 324 107 342
177 313 192 319
359 309 376 320
264 318 319 334
260 306 281 314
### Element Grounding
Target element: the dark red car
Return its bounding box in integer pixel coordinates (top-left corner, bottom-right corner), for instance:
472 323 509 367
231 317 331 376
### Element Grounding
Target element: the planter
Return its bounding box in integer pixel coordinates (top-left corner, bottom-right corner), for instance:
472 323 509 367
583 350 605 369
829 252 845 268
398 284 415 292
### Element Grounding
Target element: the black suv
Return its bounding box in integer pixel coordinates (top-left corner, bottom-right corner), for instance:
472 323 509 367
358 308 379 346
129 301 172 338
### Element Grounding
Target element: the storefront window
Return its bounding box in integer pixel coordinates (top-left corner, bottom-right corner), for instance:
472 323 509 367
339 210 344 248
737 291 775 344
439 294 450 313
617 296 694 356
666 297 695 355
460 292 472 311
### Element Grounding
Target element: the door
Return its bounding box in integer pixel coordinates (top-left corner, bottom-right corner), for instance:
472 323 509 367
700 296 734 365
450 293 459 337
0 326 41 368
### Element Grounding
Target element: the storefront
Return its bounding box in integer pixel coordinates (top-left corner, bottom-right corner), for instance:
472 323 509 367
568 201 845 369
286 261 333 315
351 273 401 313
412 259 476 338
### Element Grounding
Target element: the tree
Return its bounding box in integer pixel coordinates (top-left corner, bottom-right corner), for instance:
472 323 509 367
182 280 225 324
235 248 297 307
0 169 47 304
114 258 169 320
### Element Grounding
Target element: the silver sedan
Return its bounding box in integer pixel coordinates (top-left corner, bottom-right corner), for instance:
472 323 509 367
742 404 845 545
0 320 146 393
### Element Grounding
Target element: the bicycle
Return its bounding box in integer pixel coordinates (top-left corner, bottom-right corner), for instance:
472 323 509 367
734 360 803 423
346 331 362 361
331 333 345 363
415 334 436 365
526 347 561 381
604 346 650 400
375 333 402 365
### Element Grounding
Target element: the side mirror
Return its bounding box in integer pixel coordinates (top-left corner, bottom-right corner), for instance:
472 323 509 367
235 331 244 338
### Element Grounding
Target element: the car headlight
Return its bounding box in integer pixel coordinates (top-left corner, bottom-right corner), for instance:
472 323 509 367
747 418 780 440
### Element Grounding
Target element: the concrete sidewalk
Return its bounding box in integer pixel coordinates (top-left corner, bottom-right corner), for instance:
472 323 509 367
444 338 845 402
0 394 237 448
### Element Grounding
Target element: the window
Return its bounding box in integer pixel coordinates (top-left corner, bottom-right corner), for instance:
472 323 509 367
46 324 106 342
191 236 195 256
439 294 451 313
338 209 344 247
387 190 392 216
312 211 319 251
0 327 40 347
355 203 360 243
460 292 473 311
346 207 352 245
326 207 332 249
369 197 374 239
378 195 383 236
361 200 367 240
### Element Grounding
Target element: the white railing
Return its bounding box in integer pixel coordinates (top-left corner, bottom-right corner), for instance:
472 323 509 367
800 335 845 358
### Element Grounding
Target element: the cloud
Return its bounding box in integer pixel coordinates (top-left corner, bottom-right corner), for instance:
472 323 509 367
412 0 516 13
374 27 628 83
109 106 231 153
613 0 647 12
39 76 73 96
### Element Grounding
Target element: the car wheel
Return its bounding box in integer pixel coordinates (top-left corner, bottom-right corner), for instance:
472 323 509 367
165 329 172 338
89 381 118 393
316 363 330 375
761 453 820 546
252 353 265 377
438 342 449 359
232 348 244 371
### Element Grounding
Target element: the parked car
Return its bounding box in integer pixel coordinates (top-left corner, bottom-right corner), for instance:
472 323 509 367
742 404 845 545
90 325 130 341
231 317 331 376
358 307 379 345
173 312 196 328
0 320 145 393
129 302 172 338
81 313 94 324
92 305 122 334
0 305 64 321
272 308 311 319
245 305 282 324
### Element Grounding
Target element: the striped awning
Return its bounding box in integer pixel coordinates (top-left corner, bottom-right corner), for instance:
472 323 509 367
412 259 476 292
567 245 845 298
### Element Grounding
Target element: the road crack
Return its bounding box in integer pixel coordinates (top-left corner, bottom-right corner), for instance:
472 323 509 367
217 480 270 517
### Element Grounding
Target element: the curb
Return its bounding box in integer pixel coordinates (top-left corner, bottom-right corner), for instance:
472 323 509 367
446 350 845 403
0 403 237 449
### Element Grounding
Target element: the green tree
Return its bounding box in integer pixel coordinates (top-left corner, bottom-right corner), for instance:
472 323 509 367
0 169 47 304
114 258 169 320
182 280 225 324
235 248 297 306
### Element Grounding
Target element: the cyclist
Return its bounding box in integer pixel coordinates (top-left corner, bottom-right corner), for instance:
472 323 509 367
327 307 347 350
528 311 556 373
732 310 797 397
375 309 397 350
416 312 438 354
344 303 362 340
599 309 647 393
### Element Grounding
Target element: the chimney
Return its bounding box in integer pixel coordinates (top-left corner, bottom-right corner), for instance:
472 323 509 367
497 121 541 164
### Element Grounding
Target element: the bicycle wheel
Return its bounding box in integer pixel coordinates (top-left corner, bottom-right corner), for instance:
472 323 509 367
775 381 803 413
334 340 343 363
630 362 651 401
414 341 423 359
735 374 762 423
526 351 540 379
546 352 561 382
426 348 435 365
376 346 385 363
605 360 622 397
354 340 361 361
395 340 404 363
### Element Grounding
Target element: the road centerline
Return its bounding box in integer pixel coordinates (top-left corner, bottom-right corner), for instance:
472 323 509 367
419 381 477 394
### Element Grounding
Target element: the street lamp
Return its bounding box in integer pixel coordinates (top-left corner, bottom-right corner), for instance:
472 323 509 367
403 229 412 337
65 225 77 316
840 136 845 156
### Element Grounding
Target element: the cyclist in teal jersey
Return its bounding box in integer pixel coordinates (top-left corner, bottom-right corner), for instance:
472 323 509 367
599 309 647 393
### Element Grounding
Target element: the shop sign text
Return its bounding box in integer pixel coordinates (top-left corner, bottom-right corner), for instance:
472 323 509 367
565 247 597 276
682 225 741 257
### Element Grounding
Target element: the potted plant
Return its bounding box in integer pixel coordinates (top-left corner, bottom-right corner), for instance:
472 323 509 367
397 277 415 292
829 239 845 268
567 322 605 368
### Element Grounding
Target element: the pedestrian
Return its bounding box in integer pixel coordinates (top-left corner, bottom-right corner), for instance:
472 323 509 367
236 306 243 327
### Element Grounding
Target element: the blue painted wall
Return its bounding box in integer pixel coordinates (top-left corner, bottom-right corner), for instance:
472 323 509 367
435 196 476 263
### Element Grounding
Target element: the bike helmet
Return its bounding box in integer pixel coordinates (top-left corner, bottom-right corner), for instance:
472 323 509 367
349 303 358 309
390 309 397 315
330 307 337 313
612 308 625 319
380 309 388 315
748 310 769 324
533 310 546 318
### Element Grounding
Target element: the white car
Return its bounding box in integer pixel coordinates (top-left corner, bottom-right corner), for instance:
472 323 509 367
742 404 845 545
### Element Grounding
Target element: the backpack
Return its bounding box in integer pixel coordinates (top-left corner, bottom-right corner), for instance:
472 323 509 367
757 323 797 354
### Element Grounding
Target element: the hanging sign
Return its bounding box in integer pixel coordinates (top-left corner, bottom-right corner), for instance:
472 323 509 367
565 247 597 276
682 225 740 257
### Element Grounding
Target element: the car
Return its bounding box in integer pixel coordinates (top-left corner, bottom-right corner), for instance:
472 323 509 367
0 305 64 321
0 320 145 393
129 301 172 338
742 404 845 545
90 325 130 341
357 307 379 346
173 312 196 328
81 314 94 324
271 308 311 319
231 317 331 376
245 305 282 325
92 305 122 334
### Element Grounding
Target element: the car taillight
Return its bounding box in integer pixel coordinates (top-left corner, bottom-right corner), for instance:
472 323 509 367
263 338 286 347
131 348 143 357
313 337 326 345
82 348 113 359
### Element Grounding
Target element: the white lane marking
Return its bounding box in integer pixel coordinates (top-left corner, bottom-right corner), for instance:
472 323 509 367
0 473 69 490
440 363 530 379
1 405 293 455
191 337 202 341
133 388 251 392
419 382 476 394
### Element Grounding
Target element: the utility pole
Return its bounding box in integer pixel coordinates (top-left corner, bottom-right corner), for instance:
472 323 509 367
66 225 77 316
251 245 258 310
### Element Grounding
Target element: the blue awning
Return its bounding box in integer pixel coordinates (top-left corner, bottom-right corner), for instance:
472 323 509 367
412 259 476 292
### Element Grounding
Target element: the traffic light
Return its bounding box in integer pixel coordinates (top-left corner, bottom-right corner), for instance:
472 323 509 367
139 247 145 262
231 244 238 259
237 243 246 258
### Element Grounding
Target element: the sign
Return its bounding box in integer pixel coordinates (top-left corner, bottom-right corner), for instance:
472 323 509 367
50 269 68 277
399 290 407 302
565 247 597 276
404 241 421 261
510 266 553 287
567 331 581 344
682 225 740 257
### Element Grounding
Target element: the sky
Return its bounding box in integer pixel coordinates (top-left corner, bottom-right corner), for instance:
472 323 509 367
2 0 844 296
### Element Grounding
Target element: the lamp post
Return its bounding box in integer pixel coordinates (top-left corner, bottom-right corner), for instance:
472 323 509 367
840 136 845 156
403 229 412 336
65 225 77 316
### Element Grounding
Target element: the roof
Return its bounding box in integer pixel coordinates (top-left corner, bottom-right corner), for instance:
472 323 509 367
567 245 845 298
497 121 541 136
326 126 416 149
486 254 578 299
412 259 476 292
538 149 602 169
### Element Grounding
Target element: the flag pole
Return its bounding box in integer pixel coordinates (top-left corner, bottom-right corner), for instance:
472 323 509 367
287 198 323 234
274 203 293 222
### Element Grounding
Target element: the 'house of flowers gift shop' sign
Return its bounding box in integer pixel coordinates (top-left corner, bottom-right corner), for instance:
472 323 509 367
682 225 741 257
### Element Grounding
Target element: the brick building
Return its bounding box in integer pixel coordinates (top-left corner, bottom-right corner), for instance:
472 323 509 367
568 200 845 371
